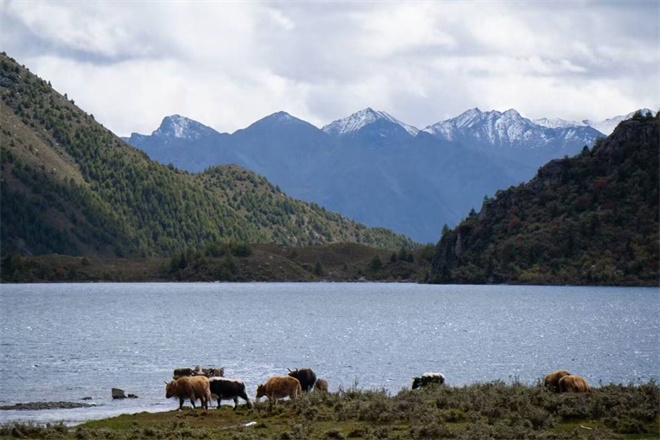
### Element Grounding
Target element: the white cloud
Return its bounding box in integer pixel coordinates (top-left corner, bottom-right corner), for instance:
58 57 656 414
1 1 657 135
5 1 161 59
356 4 457 58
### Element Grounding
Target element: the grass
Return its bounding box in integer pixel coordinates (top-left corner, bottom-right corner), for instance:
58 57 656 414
1 381 658 439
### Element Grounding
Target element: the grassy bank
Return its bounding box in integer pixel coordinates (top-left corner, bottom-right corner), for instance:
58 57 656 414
2 381 658 439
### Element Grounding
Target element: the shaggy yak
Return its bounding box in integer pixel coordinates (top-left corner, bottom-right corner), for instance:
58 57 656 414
558 375 591 393
192 365 224 377
543 370 571 393
313 378 328 392
287 368 317 392
173 366 224 379
165 376 212 410
255 376 302 404
412 373 445 389
173 368 194 379
209 377 253 410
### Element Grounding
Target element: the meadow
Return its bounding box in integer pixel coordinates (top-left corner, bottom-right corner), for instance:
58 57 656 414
2 381 658 440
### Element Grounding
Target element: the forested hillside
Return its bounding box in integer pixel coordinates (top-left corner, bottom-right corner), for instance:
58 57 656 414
0 53 412 258
430 112 659 286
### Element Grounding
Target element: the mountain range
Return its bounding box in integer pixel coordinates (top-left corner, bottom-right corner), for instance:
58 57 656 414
124 107 649 242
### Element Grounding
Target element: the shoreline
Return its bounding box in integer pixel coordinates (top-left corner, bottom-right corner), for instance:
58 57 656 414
3 247 657 287
3 279 658 287
1 382 658 439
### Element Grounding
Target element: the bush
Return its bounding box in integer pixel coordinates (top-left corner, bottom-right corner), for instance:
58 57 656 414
370 255 383 271
323 429 345 439
230 243 252 258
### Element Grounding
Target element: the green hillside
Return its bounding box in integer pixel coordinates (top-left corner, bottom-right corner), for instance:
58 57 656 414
0 53 413 258
430 112 659 286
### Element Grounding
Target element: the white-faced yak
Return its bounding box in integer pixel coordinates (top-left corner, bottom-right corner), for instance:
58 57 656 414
412 373 445 389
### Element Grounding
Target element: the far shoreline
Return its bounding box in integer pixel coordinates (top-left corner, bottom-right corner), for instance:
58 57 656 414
3 242 658 286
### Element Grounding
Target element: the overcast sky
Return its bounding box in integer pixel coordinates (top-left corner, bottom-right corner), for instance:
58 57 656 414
2 1 658 136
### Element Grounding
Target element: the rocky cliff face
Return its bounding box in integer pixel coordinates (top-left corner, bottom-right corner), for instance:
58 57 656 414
429 113 659 286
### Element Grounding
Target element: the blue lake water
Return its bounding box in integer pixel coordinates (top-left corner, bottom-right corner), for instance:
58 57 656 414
0 282 658 425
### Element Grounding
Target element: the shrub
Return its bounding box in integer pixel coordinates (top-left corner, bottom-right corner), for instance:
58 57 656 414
323 429 345 439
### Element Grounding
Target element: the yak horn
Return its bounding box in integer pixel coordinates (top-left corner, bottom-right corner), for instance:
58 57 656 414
287 368 292 372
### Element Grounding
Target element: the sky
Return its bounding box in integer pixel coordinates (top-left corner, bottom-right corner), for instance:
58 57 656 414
1 1 658 137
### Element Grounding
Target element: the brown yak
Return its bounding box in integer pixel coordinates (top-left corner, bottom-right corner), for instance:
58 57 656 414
313 378 328 393
543 370 571 393
558 375 591 393
255 376 302 405
165 376 212 410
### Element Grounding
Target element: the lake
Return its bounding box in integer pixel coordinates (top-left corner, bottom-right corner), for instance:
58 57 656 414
0 282 658 425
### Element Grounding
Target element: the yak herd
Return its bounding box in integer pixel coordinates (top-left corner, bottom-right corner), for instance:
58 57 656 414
165 367 324 410
165 367 591 411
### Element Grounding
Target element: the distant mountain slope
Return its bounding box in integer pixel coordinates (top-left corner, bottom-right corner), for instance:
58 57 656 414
128 106 605 242
322 107 419 137
534 108 654 135
0 53 413 257
422 108 603 165
429 113 659 286
122 115 231 173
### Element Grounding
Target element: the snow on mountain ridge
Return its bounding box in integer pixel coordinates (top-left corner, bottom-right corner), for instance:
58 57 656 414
423 108 538 144
322 108 420 137
257 111 307 125
144 108 653 145
533 117 580 129
535 109 654 135
271 111 295 123
153 115 218 140
452 107 484 129
583 108 654 135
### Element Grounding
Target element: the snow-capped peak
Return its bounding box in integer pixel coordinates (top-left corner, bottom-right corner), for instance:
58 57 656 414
584 108 654 135
257 111 309 125
421 107 611 152
502 108 522 118
322 108 420 137
451 107 484 129
271 111 295 122
422 108 532 142
153 115 217 140
535 108 654 135
534 117 581 129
